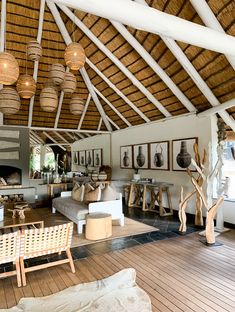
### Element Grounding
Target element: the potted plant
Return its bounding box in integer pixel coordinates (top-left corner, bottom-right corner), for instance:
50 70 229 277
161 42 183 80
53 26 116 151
133 167 140 181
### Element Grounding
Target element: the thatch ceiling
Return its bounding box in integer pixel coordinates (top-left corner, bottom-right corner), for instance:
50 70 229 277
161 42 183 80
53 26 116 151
0 0 235 148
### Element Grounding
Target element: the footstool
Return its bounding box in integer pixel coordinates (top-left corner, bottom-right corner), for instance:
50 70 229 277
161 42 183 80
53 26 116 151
85 212 112 240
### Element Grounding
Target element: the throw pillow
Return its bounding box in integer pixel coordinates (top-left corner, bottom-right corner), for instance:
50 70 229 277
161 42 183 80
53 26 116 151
84 186 101 202
101 184 117 201
84 183 94 194
72 183 85 202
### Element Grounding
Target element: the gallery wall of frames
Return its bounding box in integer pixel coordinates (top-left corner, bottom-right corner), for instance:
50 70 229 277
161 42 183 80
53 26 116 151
120 137 198 171
74 148 103 167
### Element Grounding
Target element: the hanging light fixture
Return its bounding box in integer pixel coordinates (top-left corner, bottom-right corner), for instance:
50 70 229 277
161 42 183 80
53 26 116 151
0 87 21 115
27 40 42 61
64 42 85 70
61 72 76 94
70 93 84 115
16 74 36 99
0 52 19 85
49 63 65 85
40 87 58 112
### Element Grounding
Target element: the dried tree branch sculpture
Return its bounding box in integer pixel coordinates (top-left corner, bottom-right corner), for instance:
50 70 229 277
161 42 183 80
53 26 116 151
178 187 196 233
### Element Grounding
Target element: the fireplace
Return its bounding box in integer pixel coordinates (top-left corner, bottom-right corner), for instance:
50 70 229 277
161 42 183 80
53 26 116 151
0 165 22 186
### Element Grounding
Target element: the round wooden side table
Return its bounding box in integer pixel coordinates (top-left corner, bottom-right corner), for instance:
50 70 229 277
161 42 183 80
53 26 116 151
85 212 112 240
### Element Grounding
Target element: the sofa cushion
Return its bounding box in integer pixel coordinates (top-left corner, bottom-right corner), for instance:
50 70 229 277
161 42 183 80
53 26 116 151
72 183 85 202
52 196 88 221
84 186 101 202
101 185 117 201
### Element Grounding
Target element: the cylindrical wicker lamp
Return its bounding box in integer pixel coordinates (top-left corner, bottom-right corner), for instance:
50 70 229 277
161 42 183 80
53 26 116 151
49 63 65 85
70 94 84 115
16 74 36 99
27 40 42 61
0 87 21 115
0 52 19 85
64 42 85 70
40 87 58 112
61 72 76 94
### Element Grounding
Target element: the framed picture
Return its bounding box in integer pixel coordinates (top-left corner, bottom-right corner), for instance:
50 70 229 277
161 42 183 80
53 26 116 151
79 150 86 166
85 149 93 166
172 137 198 171
149 141 169 170
120 145 133 169
133 143 148 169
93 149 103 167
73 151 78 164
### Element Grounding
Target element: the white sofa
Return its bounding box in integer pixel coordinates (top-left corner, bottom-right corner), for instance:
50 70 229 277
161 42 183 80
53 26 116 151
52 191 124 234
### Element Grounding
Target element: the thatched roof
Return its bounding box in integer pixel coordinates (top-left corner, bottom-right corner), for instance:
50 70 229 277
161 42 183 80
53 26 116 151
1 0 235 147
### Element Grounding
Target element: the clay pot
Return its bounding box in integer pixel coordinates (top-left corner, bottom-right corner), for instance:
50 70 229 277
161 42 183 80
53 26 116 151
123 151 130 167
154 144 164 167
176 141 191 168
136 146 145 167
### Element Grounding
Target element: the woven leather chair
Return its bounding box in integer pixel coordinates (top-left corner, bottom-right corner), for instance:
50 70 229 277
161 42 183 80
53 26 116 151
20 222 75 286
0 231 21 287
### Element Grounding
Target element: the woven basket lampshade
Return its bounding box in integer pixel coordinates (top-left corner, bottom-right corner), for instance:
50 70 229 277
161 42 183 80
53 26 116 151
0 87 21 115
49 63 65 85
16 74 36 99
64 42 85 70
70 94 84 115
27 40 42 61
40 87 58 112
61 72 76 94
0 52 19 85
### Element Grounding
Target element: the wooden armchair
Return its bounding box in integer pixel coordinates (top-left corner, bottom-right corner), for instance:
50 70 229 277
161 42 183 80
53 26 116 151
20 222 75 286
0 231 21 287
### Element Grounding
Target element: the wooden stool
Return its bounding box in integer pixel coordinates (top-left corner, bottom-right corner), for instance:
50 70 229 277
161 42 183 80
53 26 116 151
85 212 112 240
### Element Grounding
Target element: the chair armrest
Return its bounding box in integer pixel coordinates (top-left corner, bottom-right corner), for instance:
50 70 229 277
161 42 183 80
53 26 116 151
61 191 72 197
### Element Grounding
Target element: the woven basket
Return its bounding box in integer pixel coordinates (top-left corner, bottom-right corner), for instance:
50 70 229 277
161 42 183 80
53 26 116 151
27 40 42 61
0 52 19 85
0 87 21 115
49 63 65 85
40 87 58 112
16 74 36 99
61 72 77 93
64 42 86 70
70 94 84 115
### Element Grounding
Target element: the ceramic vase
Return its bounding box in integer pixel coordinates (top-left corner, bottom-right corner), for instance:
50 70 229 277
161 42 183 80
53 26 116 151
123 151 129 167
136 146 145 167
154 144 164 167
176 141 191 168
95 153 100 166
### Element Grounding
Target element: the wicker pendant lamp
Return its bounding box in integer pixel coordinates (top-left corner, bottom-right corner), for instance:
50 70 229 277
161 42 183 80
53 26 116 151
49 63 65 85
64 42 85 70
61 72 76 94
0 87 21 115
27 40 42 61
0 52 19 85
40 87 58 112
70 93 84 115
16 74 36 99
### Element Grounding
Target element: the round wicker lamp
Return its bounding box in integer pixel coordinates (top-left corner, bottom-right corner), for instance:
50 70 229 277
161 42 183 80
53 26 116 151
61 72 76 94
0 87 20 115
0 52 19 85
49 63 65 85
40 87 58 112
70 94 84 115
16 74 36 99
27 40 42 61
64 42 85 70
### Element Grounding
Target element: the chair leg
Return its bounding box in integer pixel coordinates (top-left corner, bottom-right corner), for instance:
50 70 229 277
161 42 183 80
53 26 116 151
66 249 75 273
15 259 22 287
20 257 26 287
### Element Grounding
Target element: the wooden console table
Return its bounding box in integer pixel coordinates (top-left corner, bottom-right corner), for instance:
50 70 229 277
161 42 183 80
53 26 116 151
47 183 68 199
128 181 173 216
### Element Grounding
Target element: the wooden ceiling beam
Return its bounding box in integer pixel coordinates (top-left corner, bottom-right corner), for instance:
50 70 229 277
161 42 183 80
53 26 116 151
77 94 91 130
59 5 171 117
190 0 235 70
28 0 46 127
43 131 66 151
54 0 235 56
111 21 196 113
31 126 109 134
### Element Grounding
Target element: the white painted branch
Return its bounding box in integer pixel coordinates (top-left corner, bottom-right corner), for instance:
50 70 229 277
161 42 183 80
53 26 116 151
94 87 131 127
190 0 235 70
28 0 46 127
198 99 235 117
53 131 70 143
111 20 196 113
97 117 103 131
106 115 120 130
87 58 149 122
43 131 66 151
58 5 171 117
53 0 235 56
77 94 91 130
30 126 109 134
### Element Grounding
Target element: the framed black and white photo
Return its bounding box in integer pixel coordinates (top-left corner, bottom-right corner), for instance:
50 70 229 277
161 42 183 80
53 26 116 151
85 149 93 166
172 137 198 171
93 149 102 167
133 143 148 169
149 141 169 170
79 150 86 166
73 151 78 164
120 145 133 169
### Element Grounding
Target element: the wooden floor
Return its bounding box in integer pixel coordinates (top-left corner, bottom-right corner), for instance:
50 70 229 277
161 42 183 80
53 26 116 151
1 230 235 311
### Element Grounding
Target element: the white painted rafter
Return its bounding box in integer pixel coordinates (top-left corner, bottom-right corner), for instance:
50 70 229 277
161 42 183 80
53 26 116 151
43 131 66 151
58 5 171 117
54 91 65 128
31 126 109 134
106 115 120 130
30 131 44 144
28 0 46 127
77 94 91 130
198 99 235 117
53 131 70 144
0 0 6 123
97 117 103 131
